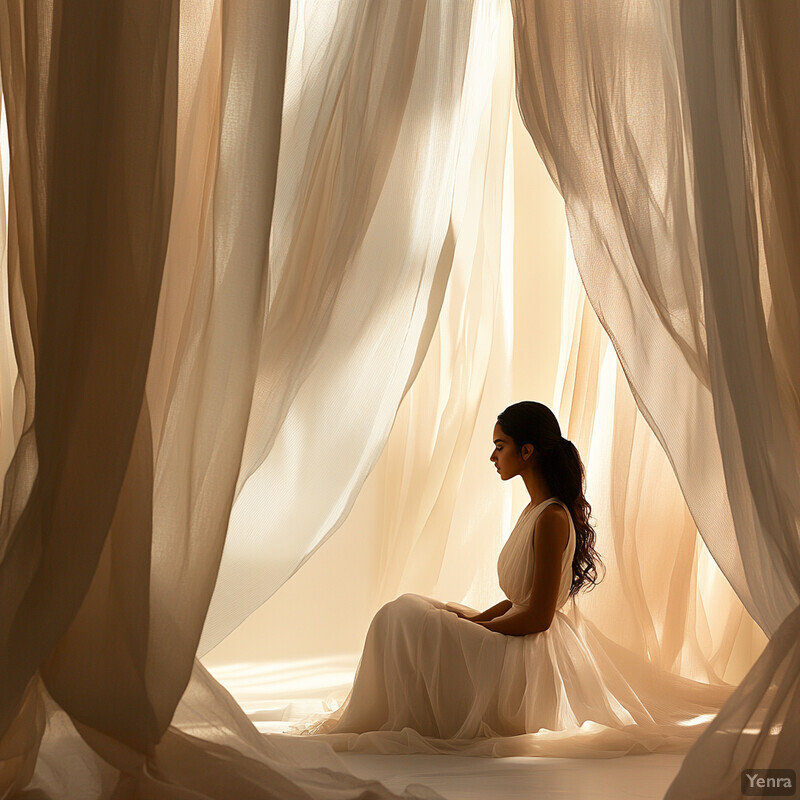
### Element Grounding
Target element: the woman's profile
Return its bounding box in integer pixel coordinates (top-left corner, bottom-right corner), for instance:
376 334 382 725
287 402 670 744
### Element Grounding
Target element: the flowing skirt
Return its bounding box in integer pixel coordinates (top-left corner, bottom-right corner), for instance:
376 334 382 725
284 593 736 757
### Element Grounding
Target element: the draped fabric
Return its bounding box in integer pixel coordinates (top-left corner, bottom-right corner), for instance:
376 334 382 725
203 77 764 760
552 242 765 690
0 1 503 797
199 0 509 656
0 0 794 797
0 3 180 794
511 0 800 795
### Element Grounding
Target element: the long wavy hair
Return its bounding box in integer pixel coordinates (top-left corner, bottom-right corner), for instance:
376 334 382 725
496 401 604 596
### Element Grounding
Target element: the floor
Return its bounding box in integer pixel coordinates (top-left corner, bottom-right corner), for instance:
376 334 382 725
337 752 684 800
256 720 684 799
211 660 685 800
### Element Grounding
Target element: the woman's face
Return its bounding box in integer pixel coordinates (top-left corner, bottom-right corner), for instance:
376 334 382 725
490 422 526 480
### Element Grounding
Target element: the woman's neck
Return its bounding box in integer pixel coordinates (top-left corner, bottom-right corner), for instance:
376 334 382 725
521 468 552 509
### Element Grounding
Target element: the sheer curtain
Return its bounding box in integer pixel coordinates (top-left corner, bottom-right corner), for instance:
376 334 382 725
0 1 502 798
552 241 765 691
511 0 800 794
203 36 764 758
0 0 793 796
199 0 508 656
0 2 180 795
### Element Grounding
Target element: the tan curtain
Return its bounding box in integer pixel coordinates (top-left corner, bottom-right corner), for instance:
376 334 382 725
0 1 179 793
511 0 800 793
198 0 508 655
203 36 764 757
0 0 509 797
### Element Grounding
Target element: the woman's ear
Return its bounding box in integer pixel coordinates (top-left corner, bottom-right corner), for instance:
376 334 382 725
521 443 533 462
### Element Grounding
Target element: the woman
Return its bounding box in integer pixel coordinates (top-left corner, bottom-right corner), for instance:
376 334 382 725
287 402 660 744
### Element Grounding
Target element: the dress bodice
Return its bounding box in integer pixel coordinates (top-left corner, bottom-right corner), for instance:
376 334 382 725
497 498 575 611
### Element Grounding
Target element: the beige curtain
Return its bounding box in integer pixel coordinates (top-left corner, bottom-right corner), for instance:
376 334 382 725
511 0 800 794
203 27 764 757
552 241 765 690
0 2 179 794
0 0 790 795
0 1 514 798
198 0 509 656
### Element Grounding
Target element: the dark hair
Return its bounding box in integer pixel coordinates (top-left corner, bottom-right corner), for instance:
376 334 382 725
496 401 604 596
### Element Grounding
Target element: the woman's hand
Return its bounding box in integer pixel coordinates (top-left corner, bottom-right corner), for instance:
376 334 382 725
445 603 478 621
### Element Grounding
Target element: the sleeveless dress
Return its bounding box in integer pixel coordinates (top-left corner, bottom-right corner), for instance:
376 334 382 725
284 498 735 755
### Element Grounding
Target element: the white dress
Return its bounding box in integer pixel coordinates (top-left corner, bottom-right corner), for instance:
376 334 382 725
285 498 735 757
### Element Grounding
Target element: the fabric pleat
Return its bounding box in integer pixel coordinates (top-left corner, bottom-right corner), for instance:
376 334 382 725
0 1 453 797
0 0 179 789
511 0 800 795
198 0 508 656
0 0 796 796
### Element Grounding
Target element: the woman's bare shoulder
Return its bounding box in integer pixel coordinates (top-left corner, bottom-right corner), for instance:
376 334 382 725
539 502 569 523
532 503 570 549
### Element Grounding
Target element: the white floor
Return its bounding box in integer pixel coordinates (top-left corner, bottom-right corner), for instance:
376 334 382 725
211 661 684 800
256 720 683 800
338 751 685 800
339 752 684 800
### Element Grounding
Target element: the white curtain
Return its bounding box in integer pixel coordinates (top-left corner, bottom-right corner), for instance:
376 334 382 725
203 37 765 758
199 0 509 655
0 0 794 796
0 0 504 797
511 0 800 794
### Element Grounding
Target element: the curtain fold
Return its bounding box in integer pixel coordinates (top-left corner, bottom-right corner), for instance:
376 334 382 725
0 0 179 782
203 78 763 760
0 86 16 486
141 0 292 726
0 1 499 797
511 0 800 794
666 3 800 794
553 241 764 690
198 0 508 656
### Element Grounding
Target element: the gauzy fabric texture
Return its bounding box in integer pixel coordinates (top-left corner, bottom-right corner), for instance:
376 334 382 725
0 0 797 797
511 2 800 796
0 1 500 798
284 499 734 757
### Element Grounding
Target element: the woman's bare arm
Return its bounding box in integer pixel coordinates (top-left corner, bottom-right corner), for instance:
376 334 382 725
452 598 512 621
476 505 570 635
474 598 513 621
